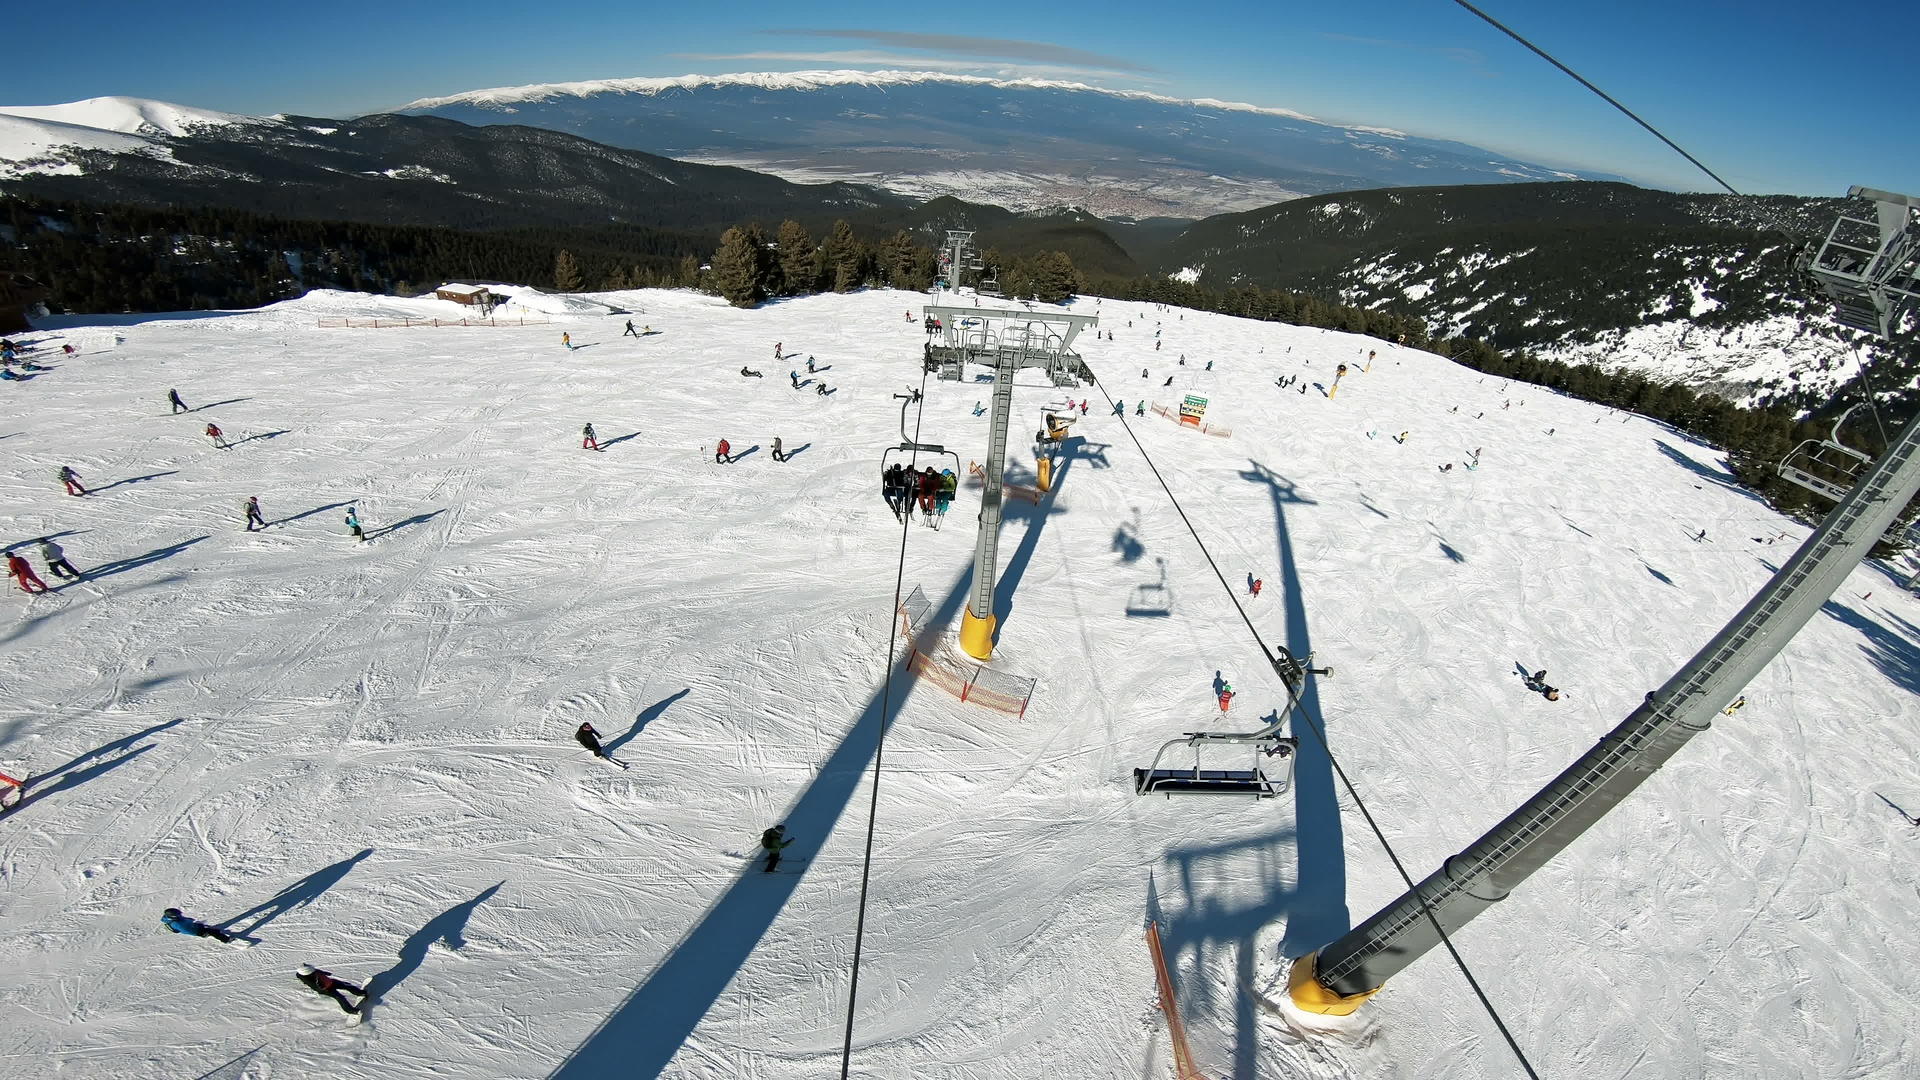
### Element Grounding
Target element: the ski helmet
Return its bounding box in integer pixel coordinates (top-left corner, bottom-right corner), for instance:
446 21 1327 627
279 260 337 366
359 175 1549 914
297 964 317 976
163 907 181 917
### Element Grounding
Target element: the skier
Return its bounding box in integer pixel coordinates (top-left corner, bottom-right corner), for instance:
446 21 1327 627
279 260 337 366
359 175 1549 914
1695 529 1708 542
761 824 795 872
789 370 800 388
345 506 366 542
582 422 600 451
58 465 88 496
883 464 908 517
937 469 957 514
771 436 784 463
1135 401 1144 416
716 439 731 464
806 357 816 373
561 332 572 350
773 341 783 360
206 423 228 450
1141 368 1148 378
918 466 941 517
7 551 48 594
1079 401 1087 416
575 722 606 759
161 907 236 945
245 496 268 532
296 965 368 1015
39 538 80 580
1205 360 1213 370
1249 576 1263 597
816 382 830 396
1218 686 1234 712
168 388 188 414
1113 400 1125 416
1163 376 1174 386
623 320 638 338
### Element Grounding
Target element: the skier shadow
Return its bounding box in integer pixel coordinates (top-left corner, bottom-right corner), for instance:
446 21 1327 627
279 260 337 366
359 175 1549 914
1314 382 1328 397
606 688 688 754
729 446 760 462
367 509 445 540
92 470 180 493
810 363 833 373
569 343 599 352
188 1045 264 1080
598 432 642 450
1238 461 1349 957
273 500 354 527
1155 827 1303 1080
188 398 251 413
780 442 812 460
221 848 374 936
362 881 503 1011
227 430 291 448
547 563 977 1079
10 718 182 814
85 535 209 582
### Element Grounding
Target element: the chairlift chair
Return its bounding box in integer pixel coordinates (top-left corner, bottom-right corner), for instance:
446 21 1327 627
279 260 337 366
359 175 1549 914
1134 735 1296 798
1779 403 1876 502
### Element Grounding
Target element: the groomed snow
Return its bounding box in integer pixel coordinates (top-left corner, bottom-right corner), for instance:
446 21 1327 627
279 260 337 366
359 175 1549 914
1 287 1916 1079
0 97 258 137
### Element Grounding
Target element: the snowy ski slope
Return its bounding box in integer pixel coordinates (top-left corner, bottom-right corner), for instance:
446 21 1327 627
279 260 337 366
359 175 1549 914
0 286 1915 1079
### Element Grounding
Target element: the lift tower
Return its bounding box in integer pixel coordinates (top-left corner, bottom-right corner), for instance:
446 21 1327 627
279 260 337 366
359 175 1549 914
923 243 1095 659
1290 187 1920 1015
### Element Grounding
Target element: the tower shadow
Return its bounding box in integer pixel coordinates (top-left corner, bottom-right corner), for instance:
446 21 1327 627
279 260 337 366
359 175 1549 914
548 563 976 1077
1238 460 1350 956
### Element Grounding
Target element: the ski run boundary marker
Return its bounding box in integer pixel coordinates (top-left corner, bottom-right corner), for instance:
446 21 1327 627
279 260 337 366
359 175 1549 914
316 315 553 328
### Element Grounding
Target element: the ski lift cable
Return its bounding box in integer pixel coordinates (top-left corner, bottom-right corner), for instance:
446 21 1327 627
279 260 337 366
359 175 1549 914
1089 374 1541 1080
1449 0 1738 197
838 365 935 1080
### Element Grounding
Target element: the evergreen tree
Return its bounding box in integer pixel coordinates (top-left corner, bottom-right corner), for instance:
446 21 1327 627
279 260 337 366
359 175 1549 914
553 249 583 292
776 220 817 295
603 265 632 291
710 225 771 307
822 220 865 293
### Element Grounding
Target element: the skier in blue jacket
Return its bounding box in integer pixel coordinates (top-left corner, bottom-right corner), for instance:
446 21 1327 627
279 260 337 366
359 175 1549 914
161 907 236 944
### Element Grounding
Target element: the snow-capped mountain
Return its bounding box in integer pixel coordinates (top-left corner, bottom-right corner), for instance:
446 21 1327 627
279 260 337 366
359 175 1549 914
0 98 902 229
395 70 1623 220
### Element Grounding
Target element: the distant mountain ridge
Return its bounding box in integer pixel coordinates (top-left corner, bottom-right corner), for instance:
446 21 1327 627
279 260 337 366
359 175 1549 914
396 69 1623 220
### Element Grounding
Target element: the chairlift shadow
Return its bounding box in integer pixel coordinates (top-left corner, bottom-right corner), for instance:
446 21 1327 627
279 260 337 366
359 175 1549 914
1125 556 1172 617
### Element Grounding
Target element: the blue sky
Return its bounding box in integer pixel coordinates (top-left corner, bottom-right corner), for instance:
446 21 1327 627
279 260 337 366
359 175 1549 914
9 0 1914 196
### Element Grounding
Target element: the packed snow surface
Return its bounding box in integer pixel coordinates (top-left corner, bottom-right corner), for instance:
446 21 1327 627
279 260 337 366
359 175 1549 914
0 97 256 138
1 287 1916 1079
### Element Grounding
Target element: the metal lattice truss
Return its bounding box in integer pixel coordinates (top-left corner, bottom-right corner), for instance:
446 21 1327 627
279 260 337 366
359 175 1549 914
922 305 1097 388
1803 186 1920 339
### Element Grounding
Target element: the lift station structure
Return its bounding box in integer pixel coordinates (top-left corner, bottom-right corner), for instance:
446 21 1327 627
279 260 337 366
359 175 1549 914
923 230 1096 660
1289 186 1920 1015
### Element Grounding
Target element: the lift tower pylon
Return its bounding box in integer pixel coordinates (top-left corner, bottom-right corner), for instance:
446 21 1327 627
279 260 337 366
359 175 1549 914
1289 187 1920 1016
922 287 1095 660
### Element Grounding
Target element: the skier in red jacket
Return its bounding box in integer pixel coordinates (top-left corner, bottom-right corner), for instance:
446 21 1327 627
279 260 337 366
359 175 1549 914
7 551 48 594
715 439 731 464
205 423 228 449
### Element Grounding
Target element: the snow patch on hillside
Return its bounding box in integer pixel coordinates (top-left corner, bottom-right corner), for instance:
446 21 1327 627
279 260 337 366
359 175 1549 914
0 96 259 137
1535 314 1859 408
0 113 168 178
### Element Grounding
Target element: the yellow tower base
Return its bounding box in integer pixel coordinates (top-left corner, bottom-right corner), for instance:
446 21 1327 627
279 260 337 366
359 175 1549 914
958 609 997 660
1037 456 1053 492
1286 952 1383 1016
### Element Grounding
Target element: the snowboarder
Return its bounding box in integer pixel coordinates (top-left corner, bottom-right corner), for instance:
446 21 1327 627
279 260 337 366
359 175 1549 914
582 423 600 451
39 538 80 580
716 439 732 464
740 366 763 378
1524 669 1562 702
761 824 795 872
7 551 48 594
789 370 800 388
575 722 606 759
816 382 830 396
1438 463 1453 472
771 436 784 462
345 506 365 542
296 965 367 1015
206 423 228 450
58 465 88 497
245 496 268 532
161 907 236 944
623 320 638 338
168 388 187 414
561 332 572 350
806 357 816 373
